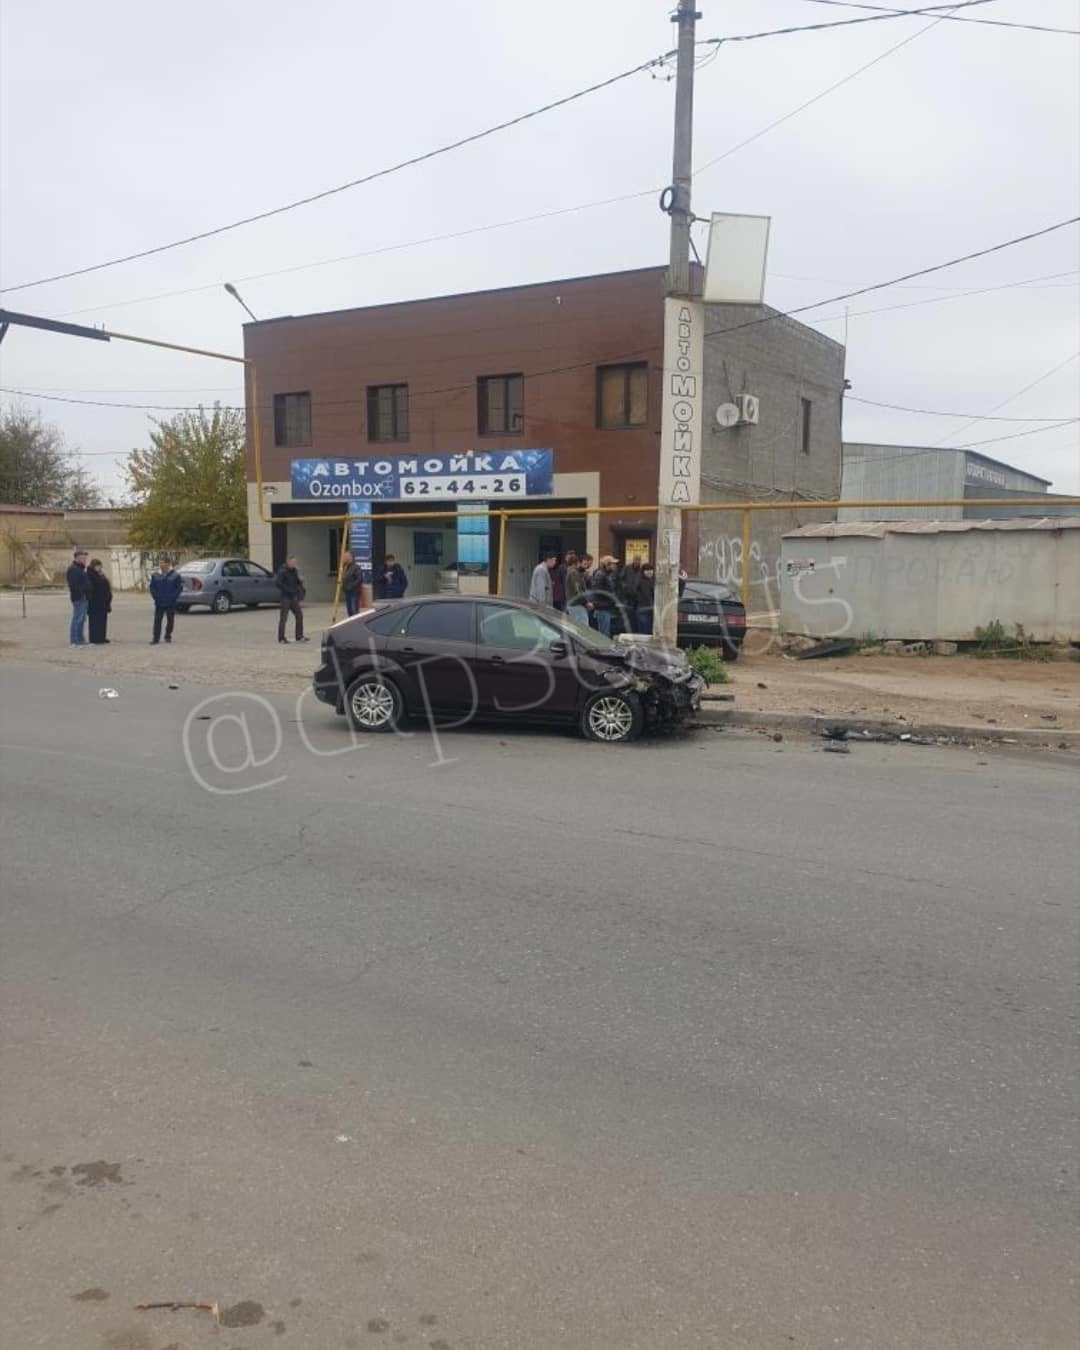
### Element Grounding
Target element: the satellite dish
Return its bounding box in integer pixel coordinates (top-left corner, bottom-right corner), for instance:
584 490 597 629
715 402 740 429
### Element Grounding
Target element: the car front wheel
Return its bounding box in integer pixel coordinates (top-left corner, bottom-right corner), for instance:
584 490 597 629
345 676 404 732
211 590 232 614
581 689 643 743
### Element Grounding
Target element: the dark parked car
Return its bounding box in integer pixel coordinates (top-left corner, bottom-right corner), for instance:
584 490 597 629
313 596 704 743
677 578 747 659
176 558 278 613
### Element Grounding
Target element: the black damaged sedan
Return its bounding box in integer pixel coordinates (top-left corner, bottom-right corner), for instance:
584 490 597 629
313 595 704 743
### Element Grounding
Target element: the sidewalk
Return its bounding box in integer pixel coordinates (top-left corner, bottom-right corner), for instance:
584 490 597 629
709 644 1080 740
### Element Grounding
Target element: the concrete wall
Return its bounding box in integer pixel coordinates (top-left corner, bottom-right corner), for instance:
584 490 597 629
697 305 845 610
780 523 1080 641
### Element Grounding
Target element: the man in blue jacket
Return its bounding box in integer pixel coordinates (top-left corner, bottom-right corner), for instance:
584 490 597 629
149 556 183 644
66 548 90 646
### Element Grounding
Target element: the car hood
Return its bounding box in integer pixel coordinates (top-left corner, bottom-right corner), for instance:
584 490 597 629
589 641 691 678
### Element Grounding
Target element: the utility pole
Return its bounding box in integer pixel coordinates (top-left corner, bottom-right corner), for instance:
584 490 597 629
654 0 704 644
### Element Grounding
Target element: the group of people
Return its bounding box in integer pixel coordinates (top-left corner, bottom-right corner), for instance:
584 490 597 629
65 548 114 646
530 551 661 637
340 551 409 616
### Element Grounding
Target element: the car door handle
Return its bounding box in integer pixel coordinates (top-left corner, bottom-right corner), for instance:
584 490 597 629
488 655 505 664
402 646 416 653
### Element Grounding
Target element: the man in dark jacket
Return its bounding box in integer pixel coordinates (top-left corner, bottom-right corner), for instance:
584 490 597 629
619 557 645 634
587 556 618 637
66 548 90 646
376 554 408 600
274 554 309 643
340 550 363 617
149 556 183 645
637 563 656 635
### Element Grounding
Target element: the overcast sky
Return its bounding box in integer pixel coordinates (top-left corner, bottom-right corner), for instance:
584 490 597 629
2 0 1077 497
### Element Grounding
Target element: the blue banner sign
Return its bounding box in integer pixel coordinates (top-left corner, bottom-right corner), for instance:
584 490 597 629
291 449 554 501
457 502 490 577
347 501 373 579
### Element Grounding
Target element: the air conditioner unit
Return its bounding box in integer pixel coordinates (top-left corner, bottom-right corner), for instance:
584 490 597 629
735 394 759 425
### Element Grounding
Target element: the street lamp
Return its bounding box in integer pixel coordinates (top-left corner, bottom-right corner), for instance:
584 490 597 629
224 282 258 322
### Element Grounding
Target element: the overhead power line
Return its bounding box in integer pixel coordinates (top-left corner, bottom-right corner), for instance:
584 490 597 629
5 217 1077 423
0 2 1004 300
693 1 969 177
933 352 1080 446
703 0 998 44
0 51 677 297
797 1 1080 36
704 217 1080 339
847 396 1080 421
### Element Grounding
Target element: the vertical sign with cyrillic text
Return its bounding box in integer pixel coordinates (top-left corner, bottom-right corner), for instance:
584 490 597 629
658 297 704 507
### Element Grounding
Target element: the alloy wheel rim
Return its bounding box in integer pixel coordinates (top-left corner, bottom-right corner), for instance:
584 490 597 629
352 682 395 727
589 696 633 741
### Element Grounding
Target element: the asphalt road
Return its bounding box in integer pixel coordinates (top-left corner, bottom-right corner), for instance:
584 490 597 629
1 667 1077 1350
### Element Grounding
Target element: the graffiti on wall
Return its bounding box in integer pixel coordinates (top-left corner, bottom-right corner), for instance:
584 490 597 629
698 533 781 612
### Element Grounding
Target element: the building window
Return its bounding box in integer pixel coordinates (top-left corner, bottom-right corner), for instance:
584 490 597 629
597 362 648 428
800 397 812 455
328 526 341 576
478 373 524 435
273 391 311 447
367 384 409 442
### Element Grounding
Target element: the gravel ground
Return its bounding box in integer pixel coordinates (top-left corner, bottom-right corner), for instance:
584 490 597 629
0 589 327 694
4 589 1078 729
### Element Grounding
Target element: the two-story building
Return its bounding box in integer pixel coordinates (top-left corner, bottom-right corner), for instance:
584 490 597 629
242 266 846 603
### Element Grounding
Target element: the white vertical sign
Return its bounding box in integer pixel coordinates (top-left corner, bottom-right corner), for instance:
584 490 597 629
658 297 705 507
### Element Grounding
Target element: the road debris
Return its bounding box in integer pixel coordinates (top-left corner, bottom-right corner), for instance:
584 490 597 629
97 688 119 699
823 742 851 754
135 1300 220 1325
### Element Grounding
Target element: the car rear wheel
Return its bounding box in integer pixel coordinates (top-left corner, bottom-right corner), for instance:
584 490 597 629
345 676 403 733
211 590 232 614
581 690 643 744
722 641 741 661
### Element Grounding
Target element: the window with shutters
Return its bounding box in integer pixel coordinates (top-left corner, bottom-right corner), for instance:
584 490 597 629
273 392 312 447
478 374 524 435
366 384 409 442
596 363 648 428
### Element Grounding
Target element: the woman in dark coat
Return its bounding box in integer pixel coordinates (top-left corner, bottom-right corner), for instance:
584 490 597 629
86 558 113 644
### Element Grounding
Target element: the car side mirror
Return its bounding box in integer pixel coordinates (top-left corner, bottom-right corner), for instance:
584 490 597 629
549 640 568 659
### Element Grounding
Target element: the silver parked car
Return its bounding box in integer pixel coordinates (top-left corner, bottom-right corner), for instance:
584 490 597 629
176 558 278 613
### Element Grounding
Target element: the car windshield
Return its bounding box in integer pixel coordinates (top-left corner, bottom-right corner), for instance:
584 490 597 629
181 561 217 574
683 580 734 601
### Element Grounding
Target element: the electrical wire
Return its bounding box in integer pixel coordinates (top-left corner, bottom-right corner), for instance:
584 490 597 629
6 219 1077 426
49 190 661 321
0 51 675 297
693 1 970 177
933 352 1080 445
846 395 1078 421
802 270 1080 326
958 420 1078 450
704 217 1080 339
700 0 998 45
797 1 1080 36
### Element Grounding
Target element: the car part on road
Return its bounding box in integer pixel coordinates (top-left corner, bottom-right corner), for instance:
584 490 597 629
795 638 857 660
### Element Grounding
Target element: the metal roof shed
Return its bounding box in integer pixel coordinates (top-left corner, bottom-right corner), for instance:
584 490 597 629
780 517 1080 642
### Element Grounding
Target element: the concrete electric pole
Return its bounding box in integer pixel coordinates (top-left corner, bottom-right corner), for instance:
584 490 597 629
653 0 704 645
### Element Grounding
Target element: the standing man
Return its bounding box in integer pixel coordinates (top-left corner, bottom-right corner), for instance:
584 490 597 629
588 556 617 637
149 555 183 645
66 548 90 647
551 551 570 612
619 555 644 635
529 551 556 605
340 550 363 617
565 553 588 627
274 554 309 643
376 553 408 600
637 563 656 635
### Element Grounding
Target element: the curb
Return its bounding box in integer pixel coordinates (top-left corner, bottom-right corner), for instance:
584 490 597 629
692 706 1077 747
